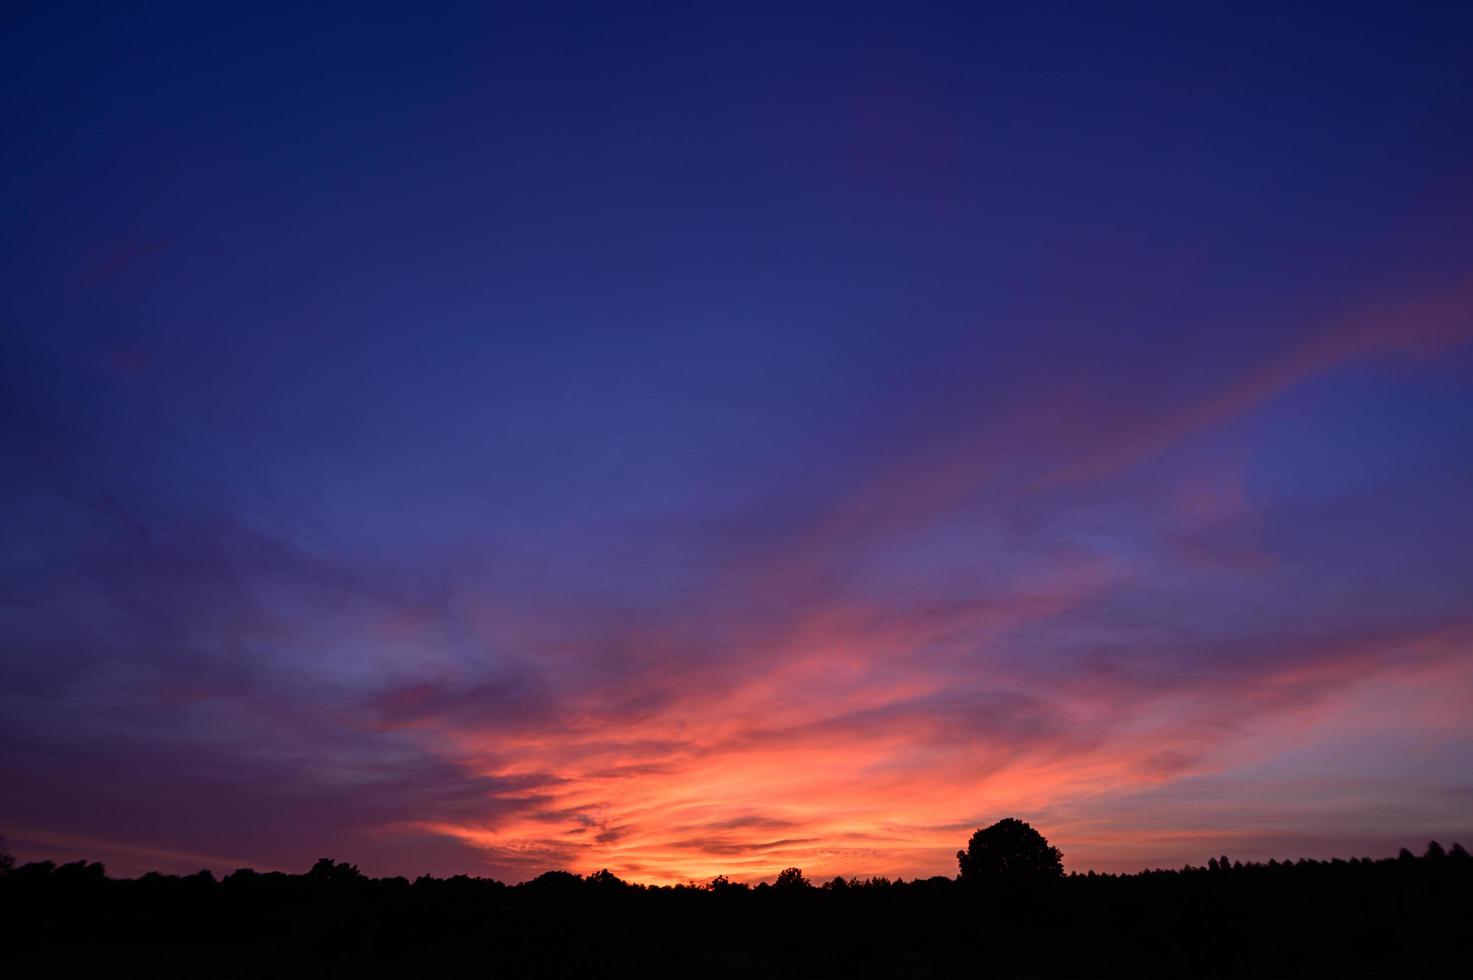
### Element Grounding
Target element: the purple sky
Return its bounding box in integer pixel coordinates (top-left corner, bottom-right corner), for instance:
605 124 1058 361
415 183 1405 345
3 2 1472 882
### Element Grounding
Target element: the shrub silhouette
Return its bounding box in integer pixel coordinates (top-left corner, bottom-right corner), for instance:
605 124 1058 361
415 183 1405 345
957 818 1063 882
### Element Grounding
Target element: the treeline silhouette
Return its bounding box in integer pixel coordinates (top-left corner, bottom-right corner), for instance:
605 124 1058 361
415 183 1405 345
2 824 1469 977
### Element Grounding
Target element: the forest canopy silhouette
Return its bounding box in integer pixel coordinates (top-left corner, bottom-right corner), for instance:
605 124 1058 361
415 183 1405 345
3 824 1469 977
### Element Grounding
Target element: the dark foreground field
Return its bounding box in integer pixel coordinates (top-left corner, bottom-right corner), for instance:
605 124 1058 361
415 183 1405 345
3 845 1468 978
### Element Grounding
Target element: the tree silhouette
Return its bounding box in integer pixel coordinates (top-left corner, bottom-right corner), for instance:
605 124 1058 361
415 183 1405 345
957 818 1063 883
586 869 630 890
308 858 363 883
2 833 1471 976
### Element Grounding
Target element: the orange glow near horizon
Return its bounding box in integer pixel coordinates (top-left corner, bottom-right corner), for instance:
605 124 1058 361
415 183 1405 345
389 600 1473 884
5 277 1472 885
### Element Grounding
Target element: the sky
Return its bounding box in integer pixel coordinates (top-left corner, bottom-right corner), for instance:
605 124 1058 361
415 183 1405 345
3 1 1472 884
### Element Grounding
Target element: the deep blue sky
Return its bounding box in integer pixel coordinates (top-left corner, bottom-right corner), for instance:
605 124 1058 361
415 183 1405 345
4 2 1473 881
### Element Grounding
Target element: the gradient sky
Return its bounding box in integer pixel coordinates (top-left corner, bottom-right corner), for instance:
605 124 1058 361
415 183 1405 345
4 2 1473 884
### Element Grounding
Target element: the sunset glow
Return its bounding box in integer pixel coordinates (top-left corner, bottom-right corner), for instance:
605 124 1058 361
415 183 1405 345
3 2 1472 883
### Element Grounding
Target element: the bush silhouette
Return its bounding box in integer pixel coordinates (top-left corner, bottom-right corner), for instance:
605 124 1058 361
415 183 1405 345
957 818 1063 883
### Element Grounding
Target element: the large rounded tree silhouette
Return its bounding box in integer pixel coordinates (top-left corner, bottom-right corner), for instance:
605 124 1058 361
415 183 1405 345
957 818 1064 882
